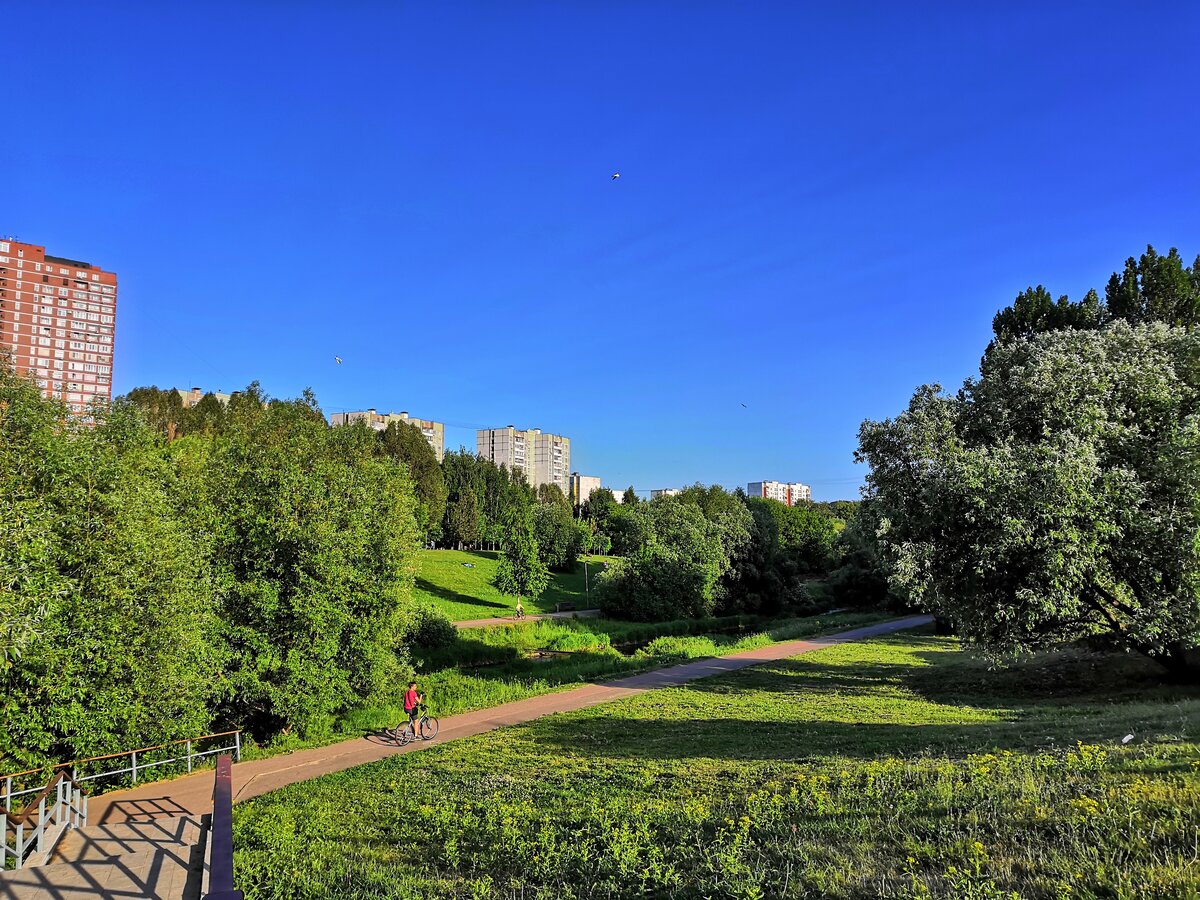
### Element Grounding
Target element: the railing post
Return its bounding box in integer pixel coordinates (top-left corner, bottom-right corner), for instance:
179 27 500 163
1 811 7 868
3 774 10 812
131 751 138 784
35 796 47 857
187 739 194 772
234 731 242 762
15 822 25 869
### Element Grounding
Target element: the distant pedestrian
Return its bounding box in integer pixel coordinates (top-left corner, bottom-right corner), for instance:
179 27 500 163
515 597 526 619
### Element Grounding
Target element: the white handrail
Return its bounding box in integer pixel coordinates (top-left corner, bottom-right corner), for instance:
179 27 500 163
2 731 241 812
1 773 87 869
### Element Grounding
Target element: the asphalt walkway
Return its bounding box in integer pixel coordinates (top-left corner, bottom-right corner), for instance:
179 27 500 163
90 614 932 825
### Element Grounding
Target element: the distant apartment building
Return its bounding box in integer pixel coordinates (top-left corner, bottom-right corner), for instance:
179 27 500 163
748 480 812 506
175 387 231 408
331 409 445 461
651 488 682 499
569 473 602 507
477 426 570 493
0 239 117 415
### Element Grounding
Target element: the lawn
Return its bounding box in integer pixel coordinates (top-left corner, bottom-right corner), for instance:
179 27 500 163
412 549 614 621
232 632 1200 899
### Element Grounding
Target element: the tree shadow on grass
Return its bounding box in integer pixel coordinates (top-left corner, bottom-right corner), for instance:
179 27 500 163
414 577 508 613
683 633 1200 710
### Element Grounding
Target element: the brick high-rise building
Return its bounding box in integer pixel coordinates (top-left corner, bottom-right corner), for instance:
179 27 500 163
0 239 117 414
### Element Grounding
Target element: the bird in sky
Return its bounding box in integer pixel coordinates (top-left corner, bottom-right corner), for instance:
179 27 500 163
334 356 343 365
741 403 748 408
611 172 620 180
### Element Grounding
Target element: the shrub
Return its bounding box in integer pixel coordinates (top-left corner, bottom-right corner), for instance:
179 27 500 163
408 607 458 650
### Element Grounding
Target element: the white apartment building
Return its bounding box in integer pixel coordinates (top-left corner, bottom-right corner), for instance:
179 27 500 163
747 480 812 506
331 409 445 461
650 488 682 499
478 426 570 493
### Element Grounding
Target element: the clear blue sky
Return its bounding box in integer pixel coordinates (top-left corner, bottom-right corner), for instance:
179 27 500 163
5 3 1198 499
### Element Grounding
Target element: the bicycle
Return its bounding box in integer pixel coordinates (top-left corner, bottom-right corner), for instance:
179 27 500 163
391 704 439 745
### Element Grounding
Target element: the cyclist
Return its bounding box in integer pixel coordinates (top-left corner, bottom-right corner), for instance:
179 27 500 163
402 680 424 738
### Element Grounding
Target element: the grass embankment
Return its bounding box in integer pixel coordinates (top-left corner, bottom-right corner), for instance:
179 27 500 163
333 611 888 747
413 549 615 621
233 632 1200 899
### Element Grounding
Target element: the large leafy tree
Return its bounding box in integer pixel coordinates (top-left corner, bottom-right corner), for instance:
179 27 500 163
599 493 751 621
495 511 550 603
1 370 221 769
380 421 448 541
989 245 1200 351
532 502 585 572
858 322 1200 678
205 386 421 735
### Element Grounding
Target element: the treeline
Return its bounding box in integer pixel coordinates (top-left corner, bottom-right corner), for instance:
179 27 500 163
585 486 870 621
854 244 1200 678
1 375 423 771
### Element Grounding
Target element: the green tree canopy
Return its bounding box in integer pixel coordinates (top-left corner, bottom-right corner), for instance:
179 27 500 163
380 421 448 541
495 511 550 602
858 322 1200 678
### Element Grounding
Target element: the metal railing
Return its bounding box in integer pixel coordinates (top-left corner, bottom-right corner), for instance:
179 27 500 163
203 755 243 900
1 770 87 870
1 730 242 812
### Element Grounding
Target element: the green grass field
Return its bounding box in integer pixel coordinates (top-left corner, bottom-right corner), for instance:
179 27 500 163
412 549 614 621
233 631 1200 899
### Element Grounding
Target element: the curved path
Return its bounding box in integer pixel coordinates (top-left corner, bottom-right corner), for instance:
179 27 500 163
90 615 932 825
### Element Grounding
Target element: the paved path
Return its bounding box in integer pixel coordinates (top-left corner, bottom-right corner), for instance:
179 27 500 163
455 608 601 628
89 615 932 825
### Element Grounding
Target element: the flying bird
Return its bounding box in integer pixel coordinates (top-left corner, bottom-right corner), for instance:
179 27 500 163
611 172 621 180
741 403 748 408
334 356 343 365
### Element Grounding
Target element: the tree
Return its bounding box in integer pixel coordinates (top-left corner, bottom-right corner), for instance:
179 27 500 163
495 512 550 603
988 246 1200 352
1106 246 1200 326
532 502 585 572
204 389 420 735
598 494 749 621
445 491 481 549
858 322 1200 678
582 488 617 528
622 486 640 505
537 482 571 515
1 372 222 769
380 421 447 541
122 386 185 438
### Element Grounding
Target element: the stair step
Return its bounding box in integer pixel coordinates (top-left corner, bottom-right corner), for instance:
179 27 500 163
0 841 205 900
50 815 204 863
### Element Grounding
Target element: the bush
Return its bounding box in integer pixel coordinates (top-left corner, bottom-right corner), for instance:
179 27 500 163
408 607 458 650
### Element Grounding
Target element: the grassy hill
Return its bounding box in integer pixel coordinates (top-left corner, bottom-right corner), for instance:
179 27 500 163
412 549 614 621
234 631 1200 898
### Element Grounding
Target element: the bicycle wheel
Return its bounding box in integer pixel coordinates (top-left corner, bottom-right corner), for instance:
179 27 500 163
420 716 439 740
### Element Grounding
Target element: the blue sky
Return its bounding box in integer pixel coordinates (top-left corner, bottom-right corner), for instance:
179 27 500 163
5 3 1198 499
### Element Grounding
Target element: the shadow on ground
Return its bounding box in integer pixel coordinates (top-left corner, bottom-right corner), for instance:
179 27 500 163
414 577 507 612
522 634 1200 762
